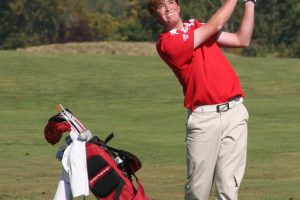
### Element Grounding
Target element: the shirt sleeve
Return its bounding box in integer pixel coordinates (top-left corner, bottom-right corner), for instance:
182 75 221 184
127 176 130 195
158 29 194 68
197 21 220 46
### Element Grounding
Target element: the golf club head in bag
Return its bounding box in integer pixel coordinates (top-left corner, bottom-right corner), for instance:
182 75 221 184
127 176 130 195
55 104 87 134
44 108 72 145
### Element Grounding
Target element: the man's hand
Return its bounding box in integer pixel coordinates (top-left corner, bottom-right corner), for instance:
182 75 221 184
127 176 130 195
44 120 71 145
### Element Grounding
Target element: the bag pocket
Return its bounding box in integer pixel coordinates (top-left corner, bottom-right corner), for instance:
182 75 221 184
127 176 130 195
87 156 124 197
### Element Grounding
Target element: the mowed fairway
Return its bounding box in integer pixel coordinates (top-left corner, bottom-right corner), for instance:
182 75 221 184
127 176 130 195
0 48 299 200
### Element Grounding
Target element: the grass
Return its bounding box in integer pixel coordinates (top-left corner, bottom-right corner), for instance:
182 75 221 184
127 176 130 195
0 46 299 200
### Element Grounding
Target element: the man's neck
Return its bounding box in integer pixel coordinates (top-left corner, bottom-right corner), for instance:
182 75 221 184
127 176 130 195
163 19 184 32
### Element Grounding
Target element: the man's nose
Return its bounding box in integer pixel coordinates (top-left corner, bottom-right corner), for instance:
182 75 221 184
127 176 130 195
164 4 171 11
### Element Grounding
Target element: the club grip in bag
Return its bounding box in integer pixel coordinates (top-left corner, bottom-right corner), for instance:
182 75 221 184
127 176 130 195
104 132 114 144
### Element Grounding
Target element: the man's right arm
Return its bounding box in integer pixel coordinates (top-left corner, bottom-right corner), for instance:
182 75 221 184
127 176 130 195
217 1 255 48
193 0 238 49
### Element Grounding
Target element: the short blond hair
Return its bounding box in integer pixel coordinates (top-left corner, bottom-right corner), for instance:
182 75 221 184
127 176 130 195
147 0 179 16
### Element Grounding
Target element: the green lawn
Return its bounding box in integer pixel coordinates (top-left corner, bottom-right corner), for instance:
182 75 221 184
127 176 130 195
0 50 299 200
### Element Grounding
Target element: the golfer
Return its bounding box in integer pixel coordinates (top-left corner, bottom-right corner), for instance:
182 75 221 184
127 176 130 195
147 0 255 199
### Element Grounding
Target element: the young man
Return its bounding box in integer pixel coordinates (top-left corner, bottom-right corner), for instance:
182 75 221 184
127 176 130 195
147 0 255 199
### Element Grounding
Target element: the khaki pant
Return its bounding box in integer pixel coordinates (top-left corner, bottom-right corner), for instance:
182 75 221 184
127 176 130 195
185 103 249 200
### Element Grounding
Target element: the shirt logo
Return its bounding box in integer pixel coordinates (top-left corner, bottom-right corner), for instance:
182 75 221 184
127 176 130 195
170 29 180 35
170 20 195 41
182 34 189 41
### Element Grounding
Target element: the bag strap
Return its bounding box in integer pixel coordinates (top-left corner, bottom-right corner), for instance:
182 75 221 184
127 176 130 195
88 135 141 180
88 135 124 154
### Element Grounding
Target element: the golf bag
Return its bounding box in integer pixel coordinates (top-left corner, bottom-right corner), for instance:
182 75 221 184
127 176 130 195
46 104 150 200
86 134 150 200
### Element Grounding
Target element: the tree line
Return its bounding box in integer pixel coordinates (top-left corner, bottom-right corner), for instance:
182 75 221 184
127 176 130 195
0 0 299 57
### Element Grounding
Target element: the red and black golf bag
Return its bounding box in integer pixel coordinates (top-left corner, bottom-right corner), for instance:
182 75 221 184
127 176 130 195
86 133 151 200
45 105 151 200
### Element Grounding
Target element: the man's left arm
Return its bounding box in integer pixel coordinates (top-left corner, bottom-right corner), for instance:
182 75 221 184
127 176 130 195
217 1 255 48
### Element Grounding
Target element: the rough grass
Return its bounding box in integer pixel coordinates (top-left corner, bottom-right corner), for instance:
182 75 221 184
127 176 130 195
17 41 157 56
0 42 300 200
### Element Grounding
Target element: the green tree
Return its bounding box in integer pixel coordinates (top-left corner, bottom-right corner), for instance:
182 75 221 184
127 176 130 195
87 12 121 40
56 0 92 42
242 0 299 57
0 0 62 49
0 0 299 57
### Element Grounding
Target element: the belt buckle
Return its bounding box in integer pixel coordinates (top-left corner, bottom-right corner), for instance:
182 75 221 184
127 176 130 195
217 103 230 113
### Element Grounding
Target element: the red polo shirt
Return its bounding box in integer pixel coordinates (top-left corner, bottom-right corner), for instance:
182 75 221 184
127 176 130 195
156 19 244 111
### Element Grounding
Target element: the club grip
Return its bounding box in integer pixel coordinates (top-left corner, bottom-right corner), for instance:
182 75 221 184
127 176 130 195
104 132 114 144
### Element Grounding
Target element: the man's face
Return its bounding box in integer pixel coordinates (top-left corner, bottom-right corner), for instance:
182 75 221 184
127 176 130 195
154 0 181 30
